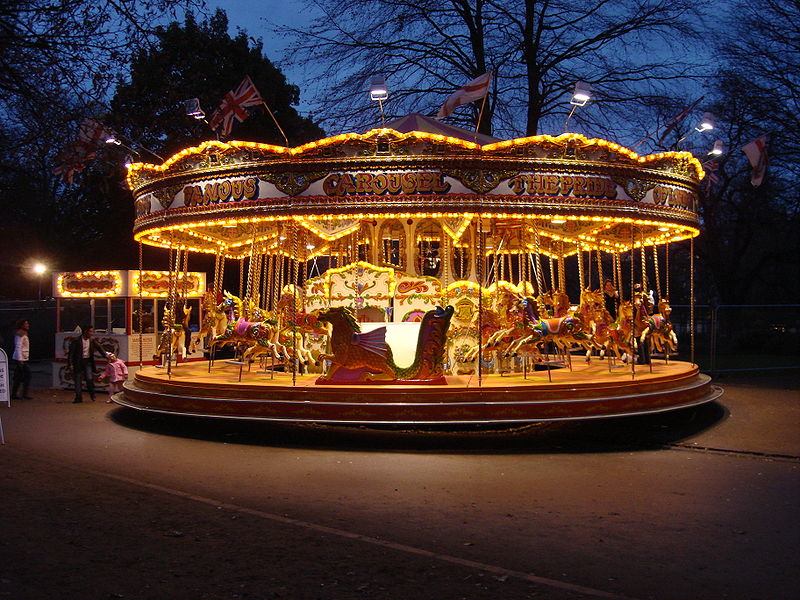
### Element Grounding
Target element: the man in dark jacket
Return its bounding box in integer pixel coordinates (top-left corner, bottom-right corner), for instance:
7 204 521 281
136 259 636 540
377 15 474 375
68 326 106 403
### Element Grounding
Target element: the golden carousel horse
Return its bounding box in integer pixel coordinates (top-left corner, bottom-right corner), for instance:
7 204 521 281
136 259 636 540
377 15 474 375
592 301 636 360
156 304 195 361
198 291 231 346
506 288 601 361
639 299 678 356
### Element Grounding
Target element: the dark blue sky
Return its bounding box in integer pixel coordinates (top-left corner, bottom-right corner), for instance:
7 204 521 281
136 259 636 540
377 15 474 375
212 0 314 111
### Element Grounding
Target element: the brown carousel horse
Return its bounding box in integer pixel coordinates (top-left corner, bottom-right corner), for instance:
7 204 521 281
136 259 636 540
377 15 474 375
242 311 327 371
538 288 571 318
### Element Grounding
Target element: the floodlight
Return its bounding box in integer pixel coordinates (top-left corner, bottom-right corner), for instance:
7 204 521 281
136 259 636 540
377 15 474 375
695 112 715 132
105 136 122 145
570 81 592 106
184 98 206 120
369 77 388 101
33 262 47 275
709 140 725 155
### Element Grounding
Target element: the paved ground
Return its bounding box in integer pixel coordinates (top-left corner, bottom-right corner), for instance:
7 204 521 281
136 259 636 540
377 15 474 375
0 367 798 600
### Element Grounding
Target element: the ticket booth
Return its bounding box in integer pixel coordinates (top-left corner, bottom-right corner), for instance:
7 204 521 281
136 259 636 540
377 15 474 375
52 270 206 388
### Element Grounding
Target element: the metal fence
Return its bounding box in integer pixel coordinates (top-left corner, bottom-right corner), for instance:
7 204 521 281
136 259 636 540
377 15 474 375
671 304 800 374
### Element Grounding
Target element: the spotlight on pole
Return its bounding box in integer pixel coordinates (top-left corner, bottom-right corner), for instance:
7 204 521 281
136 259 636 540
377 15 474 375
709 140 725 155
695 112 715 133
369 76 388 126
184 98 206 120
370 76 388 101
570 81 592 106
564 81 592 132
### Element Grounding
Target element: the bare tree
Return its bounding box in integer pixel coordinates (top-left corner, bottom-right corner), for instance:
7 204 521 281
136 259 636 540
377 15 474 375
717 0 800 176
0 0 205 134
277 0 709 137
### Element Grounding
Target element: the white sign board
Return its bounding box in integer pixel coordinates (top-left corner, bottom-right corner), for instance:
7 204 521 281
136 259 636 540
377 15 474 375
0 348 9 407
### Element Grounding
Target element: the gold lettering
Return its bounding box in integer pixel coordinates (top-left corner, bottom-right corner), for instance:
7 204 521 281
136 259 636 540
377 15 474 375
432 173 451 193
218 180 232 202
509 175 526 195
322 174 340 196
543 175 559 194
355 173 374 193
386 173 402 194
243 177 258 199
231 179 244 199
372 174 388 194
203 183 218 204
401 172 417 194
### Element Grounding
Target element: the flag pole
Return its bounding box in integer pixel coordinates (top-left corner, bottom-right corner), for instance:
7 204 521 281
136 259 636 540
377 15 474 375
474 92 489 143
261 101 289 147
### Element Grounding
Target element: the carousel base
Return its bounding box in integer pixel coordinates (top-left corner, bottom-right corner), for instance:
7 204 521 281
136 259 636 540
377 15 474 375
118 359 723 425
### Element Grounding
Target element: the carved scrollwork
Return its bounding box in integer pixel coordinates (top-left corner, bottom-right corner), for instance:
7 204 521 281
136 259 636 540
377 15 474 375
442 168 518 194
613 177 656 202
151 184 182 210
260 171 327 196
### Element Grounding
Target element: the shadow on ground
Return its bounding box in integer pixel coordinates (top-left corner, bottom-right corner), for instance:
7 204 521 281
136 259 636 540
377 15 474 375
109 400 728 454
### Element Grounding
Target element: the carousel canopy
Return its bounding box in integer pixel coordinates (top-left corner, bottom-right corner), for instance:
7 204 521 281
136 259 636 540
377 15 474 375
383 113 499 145
126 126 704 260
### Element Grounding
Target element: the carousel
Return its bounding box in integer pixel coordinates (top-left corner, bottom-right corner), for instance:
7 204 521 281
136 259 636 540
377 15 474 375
118 116 722 424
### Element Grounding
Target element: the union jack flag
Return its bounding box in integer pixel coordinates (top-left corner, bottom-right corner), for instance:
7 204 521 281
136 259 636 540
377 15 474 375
53 118 112 185
701 159 720 193
209 76 264 137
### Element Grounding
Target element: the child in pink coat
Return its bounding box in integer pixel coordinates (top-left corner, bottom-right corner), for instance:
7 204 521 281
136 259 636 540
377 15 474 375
98 353 128 404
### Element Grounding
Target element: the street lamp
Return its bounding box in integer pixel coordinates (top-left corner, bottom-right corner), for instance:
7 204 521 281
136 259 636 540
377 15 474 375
32 262 47 300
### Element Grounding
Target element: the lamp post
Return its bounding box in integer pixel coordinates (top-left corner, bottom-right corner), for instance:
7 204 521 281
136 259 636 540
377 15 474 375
32 262 47 301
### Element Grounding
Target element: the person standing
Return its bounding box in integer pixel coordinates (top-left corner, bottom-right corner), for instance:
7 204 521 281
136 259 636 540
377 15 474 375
68 326 105 403
602 279 619 320
98 352 128 404
11 319 32 400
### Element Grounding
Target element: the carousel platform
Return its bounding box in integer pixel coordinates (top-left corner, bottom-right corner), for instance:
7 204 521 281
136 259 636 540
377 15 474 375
118 360 722 425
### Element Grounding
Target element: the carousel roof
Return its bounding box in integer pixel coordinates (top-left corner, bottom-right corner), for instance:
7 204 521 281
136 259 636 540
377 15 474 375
126 127 705 259
383 113 500 145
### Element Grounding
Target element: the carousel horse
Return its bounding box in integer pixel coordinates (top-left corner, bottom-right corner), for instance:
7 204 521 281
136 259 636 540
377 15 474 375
198 291 231 345
639 299 678 355
316 305 453 383
592 301 636 360
507 289 599 360
461 297 528 364
539 289 571 318
221 290 244 320
210 315 279 357
156 305 194 360
241 311 327 370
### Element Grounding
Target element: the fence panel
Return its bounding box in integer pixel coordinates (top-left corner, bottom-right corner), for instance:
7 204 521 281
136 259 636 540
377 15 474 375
671 304 800 373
